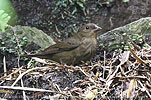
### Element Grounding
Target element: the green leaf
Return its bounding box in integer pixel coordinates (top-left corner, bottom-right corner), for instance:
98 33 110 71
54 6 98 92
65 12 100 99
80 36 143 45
123 0 129 2
0 10 11 32
76 1 84 8
72 7 77 15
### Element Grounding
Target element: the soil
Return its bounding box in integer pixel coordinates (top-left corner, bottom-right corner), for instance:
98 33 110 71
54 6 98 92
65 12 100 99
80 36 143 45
10 0 151 38
1 0 151 99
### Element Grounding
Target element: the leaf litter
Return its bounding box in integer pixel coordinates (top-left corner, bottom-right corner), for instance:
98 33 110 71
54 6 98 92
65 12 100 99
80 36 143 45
0 41 151 100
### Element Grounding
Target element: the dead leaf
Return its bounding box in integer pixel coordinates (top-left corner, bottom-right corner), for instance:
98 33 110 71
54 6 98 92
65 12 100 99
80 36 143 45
85 89 98 100
129 44 146 64
127 79 136 98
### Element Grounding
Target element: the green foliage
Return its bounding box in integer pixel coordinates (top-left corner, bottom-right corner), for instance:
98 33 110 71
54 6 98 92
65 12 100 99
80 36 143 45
0 10 11 32
103 0 129 4
0 31 28 54
51 0 88 38
131 34 143 43
70 0 86 15
106 0 113 3
55 0 87 15
123 0 129 2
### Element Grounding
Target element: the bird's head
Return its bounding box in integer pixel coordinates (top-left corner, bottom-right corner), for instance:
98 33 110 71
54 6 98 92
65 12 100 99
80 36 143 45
78 23 102 38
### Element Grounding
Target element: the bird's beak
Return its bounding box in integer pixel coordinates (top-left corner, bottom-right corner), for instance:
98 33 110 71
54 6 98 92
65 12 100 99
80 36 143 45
94 25 102 33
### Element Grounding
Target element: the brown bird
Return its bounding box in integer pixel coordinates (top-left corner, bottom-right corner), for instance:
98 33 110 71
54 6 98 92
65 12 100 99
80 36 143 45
26 23 102 65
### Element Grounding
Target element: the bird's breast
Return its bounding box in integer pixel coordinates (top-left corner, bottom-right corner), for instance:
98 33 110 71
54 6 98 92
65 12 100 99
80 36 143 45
77 38 97 59
82 38 97 50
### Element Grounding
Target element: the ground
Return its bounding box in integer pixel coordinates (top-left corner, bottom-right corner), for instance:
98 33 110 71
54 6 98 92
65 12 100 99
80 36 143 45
10 0 151 37
0 0 151 99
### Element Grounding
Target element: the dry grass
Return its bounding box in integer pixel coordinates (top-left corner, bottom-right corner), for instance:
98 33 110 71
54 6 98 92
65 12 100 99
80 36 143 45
0 42 151 100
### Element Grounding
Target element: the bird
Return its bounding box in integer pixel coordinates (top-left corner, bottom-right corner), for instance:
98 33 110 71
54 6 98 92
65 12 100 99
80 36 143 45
25 23 102 65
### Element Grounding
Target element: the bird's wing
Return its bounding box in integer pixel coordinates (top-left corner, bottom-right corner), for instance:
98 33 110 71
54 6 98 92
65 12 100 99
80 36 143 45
34 38 81 56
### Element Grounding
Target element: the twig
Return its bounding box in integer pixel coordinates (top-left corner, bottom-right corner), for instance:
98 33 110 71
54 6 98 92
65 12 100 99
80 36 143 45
0 86 67 95
106 64 121 86
103 51 106 79
138 80 151 98
3 56 7 76
11 67 46 87
106 52 116 80
77 67 96 85
19 71 26 100
0 66 23 81
55 25 61 35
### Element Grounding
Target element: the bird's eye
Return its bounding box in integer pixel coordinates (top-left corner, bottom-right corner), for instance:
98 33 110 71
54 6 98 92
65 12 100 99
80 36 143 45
86 26 89 30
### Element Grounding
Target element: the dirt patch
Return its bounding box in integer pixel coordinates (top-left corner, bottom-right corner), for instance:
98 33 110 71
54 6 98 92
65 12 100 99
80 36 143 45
10 0 151 36
1 0 151 99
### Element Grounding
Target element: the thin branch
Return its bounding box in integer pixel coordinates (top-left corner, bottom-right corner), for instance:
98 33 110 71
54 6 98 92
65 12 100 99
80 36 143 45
0 86 67 95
